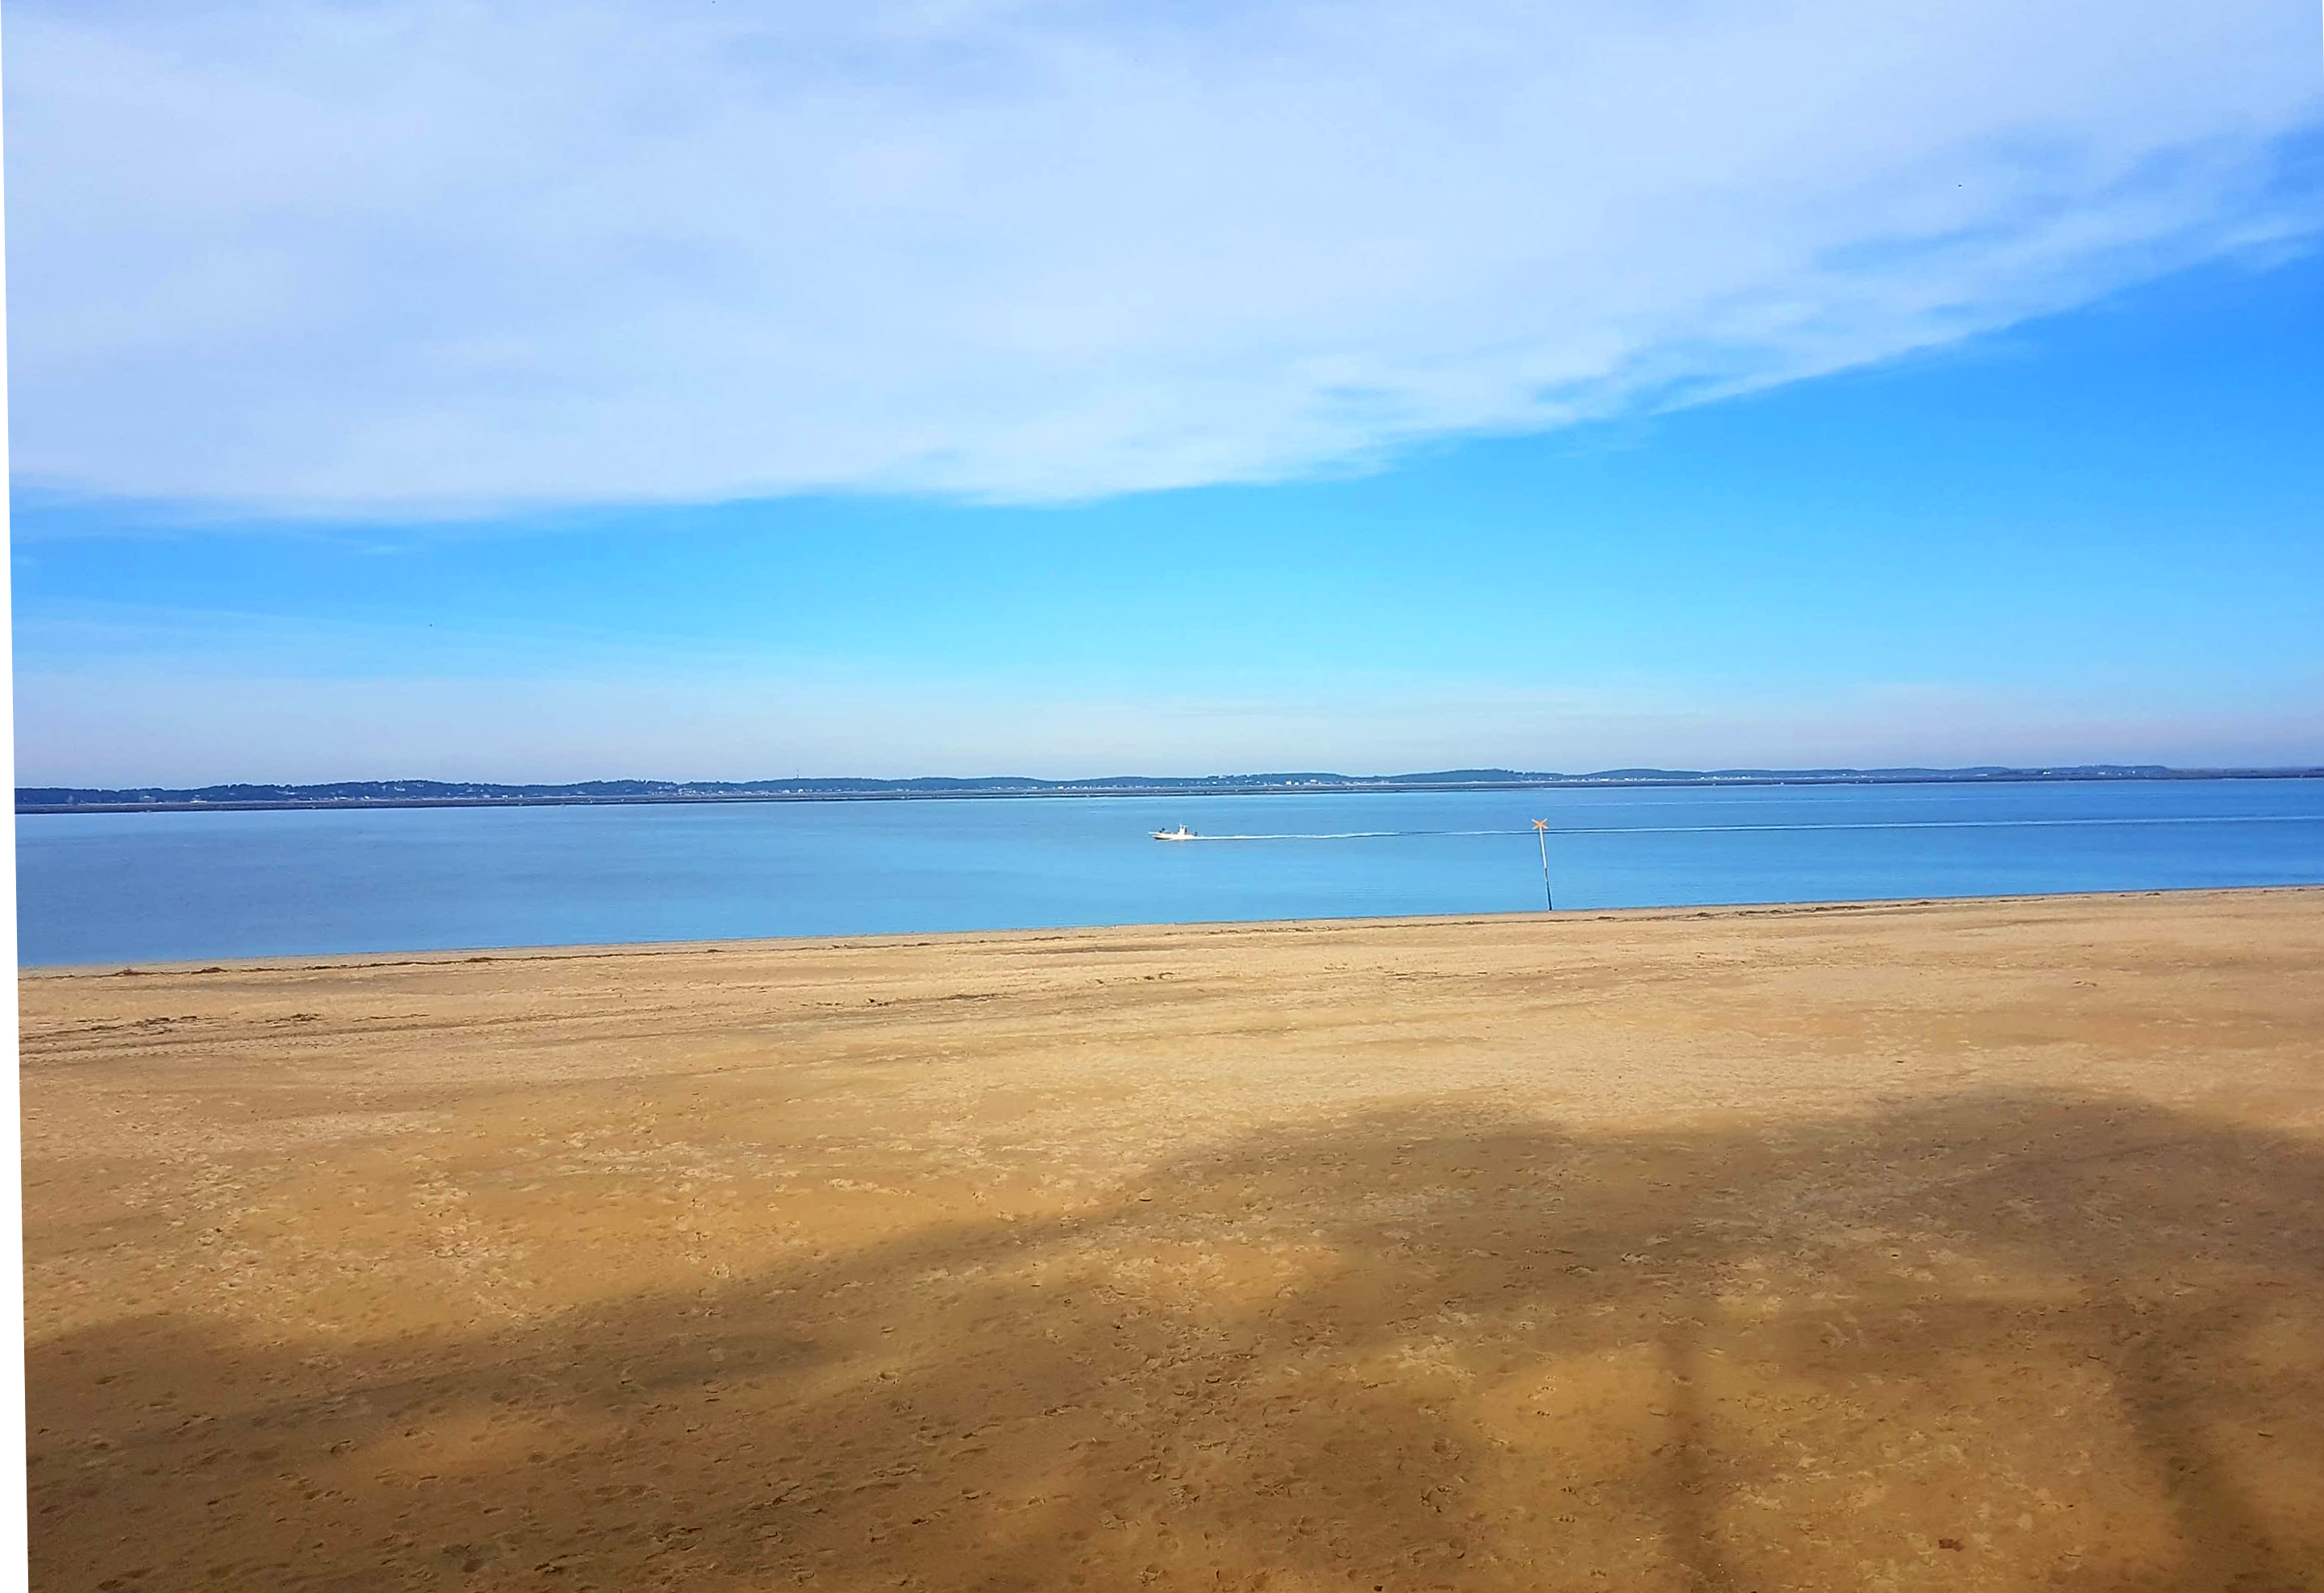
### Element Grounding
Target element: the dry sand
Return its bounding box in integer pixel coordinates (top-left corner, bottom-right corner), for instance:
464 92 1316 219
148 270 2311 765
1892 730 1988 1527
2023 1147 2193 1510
21 888 2324 1592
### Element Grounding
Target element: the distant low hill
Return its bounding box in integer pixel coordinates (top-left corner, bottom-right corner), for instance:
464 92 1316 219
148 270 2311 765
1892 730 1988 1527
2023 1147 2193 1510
21 763 2321 813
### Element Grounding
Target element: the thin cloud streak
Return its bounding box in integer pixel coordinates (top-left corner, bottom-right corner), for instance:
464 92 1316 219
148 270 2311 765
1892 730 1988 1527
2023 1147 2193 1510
9 0 2321 514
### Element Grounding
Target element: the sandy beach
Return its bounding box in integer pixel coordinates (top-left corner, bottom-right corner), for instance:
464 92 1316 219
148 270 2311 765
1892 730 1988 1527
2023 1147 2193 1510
21 888 2324 1591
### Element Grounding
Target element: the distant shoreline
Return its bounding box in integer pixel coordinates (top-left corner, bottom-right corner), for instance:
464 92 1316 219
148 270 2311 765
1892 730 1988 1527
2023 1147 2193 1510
18 764 2323 815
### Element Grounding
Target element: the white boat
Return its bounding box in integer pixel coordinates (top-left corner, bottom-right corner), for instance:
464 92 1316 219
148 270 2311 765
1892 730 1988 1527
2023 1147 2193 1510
1151 825 1199 842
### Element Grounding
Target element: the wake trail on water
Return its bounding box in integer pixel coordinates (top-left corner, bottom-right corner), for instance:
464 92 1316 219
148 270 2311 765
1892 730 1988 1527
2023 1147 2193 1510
1173 815 2324 841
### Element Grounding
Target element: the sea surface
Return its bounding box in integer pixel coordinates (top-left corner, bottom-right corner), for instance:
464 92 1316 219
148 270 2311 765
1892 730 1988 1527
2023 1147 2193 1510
17 778 2324 966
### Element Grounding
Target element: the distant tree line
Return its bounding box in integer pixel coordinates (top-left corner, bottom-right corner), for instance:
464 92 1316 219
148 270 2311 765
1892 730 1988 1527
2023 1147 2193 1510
24 763 2315 814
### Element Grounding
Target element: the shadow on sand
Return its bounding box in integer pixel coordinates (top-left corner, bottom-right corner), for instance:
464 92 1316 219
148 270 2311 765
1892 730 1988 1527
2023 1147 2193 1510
30 1089 2324 1591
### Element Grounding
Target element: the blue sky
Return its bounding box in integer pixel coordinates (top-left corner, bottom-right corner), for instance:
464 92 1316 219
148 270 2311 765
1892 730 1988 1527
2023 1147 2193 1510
10 2 2324 782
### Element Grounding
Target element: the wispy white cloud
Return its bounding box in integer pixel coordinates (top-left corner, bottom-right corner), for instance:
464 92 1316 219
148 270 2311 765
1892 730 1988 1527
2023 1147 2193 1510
10 0 2321 514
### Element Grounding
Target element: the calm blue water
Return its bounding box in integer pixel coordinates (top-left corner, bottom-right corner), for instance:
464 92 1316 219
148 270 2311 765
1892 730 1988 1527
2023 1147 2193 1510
17 780 2324 966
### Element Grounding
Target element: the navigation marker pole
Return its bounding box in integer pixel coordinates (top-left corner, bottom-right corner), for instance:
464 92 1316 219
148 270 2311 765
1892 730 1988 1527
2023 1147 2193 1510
1532 818 1554 911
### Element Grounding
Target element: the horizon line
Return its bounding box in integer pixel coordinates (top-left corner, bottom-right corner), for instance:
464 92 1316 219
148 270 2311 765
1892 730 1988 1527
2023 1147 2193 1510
19 763 2324 816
